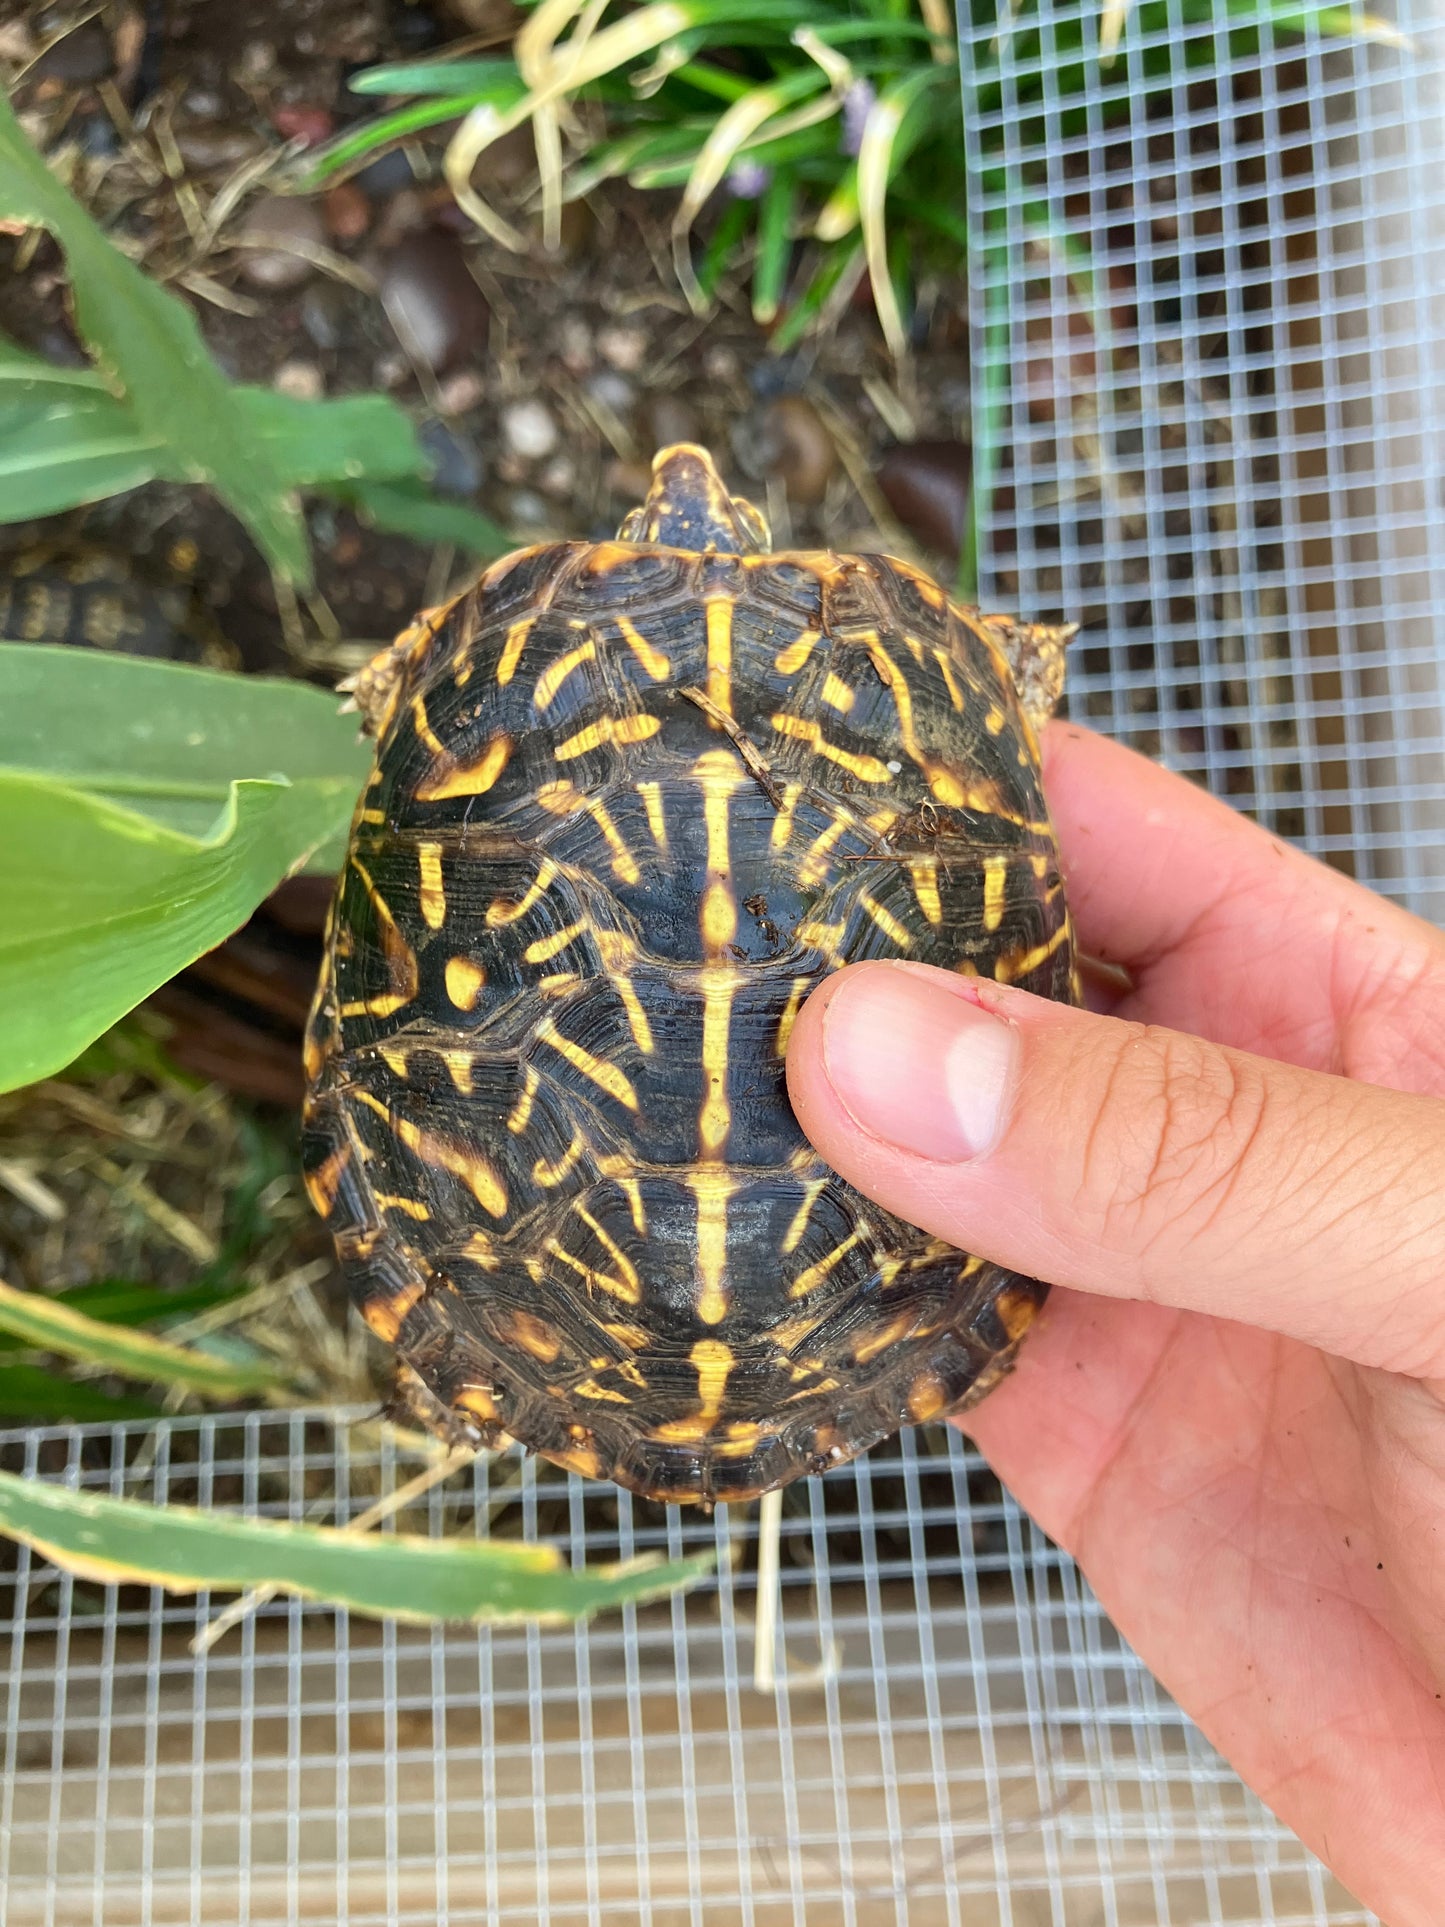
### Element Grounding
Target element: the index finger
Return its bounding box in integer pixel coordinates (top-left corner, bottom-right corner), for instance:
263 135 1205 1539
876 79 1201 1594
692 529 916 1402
1043 724 1445 1076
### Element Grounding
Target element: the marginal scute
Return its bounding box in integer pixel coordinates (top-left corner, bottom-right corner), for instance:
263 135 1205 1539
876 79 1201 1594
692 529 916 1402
304 444 1077 1505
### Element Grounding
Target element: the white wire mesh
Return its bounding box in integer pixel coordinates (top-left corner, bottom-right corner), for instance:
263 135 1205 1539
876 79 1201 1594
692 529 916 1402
961 0 1445 923
0 1413 1377 1927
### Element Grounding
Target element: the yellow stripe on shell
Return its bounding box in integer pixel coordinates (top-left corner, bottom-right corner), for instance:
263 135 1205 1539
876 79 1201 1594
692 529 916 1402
982 854 1008 933
535 1020 639 1110
994 919 1070 983
774 628 820 675
770 714 892 783
858 890 913 949
417 843 446 929
705 595 733 718
444 956 486 1010
615 616 671 681
415 733 512 802
553 712 661 760
532 639 597 708
789 1227 866 1299
496 616 533 685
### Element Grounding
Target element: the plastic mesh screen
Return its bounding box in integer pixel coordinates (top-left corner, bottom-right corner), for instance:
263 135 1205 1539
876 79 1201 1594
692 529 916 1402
961 0 1445 921
0 1414 1378 1926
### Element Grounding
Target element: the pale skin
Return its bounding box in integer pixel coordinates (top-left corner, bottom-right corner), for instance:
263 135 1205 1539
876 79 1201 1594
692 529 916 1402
786 722 1445 1925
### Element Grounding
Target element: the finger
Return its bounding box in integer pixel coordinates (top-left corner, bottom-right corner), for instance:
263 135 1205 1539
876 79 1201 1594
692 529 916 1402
1042 724 1445 1082
785 960 1445 1378
1043 721 1443 980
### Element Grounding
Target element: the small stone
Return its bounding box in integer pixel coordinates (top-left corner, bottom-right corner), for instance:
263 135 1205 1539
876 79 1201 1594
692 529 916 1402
272 104 334 148
175 124 262 171
436 369 485 417
301 283 345 352
537 454 576 501
596 324 647 374
763 394 835 506
556 315 592 376
323 181 370 244
75 112 120 160
584 369 634 417
378 230 489 374
32 20 113 85
356 147 416 201
501 398 559 461
504 487 552 529
641 392 699 453
419 419 484 499
236 194 325 291
374 351 410 389
875 441 973 560
704 344 740 383
374 187 429 249
273 359 324 401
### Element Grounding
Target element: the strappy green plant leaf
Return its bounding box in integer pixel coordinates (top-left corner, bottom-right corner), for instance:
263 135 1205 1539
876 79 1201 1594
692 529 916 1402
0 1471 714 1625
0 1279 285 1398
0 646 369 1092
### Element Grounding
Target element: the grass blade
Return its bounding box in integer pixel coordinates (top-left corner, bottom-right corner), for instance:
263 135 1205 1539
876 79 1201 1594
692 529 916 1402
0 1364 161 1424
0 1278 286 1398
752 170 798 325
0 1471 715 1624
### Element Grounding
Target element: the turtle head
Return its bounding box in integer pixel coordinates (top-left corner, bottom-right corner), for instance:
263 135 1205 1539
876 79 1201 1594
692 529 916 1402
618 444 771 555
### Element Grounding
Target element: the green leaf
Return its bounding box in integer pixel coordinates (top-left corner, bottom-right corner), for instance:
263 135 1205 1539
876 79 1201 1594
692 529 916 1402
0 392 170 521
0 647 368 1092
0 1276 248 1347
0 95 309 583
0 1278 286 1397
348 57 525 97
0 1471 715 1624
235 387 426 490
752 170 797 324
0 644 368 837
0 1364 161 1425
337 477 513 557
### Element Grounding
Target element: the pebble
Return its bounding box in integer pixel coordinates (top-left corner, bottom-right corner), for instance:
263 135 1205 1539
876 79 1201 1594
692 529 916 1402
876 441 973 558
419 419 485 498
537 454 577 500
501 398 559 461
32 20 113 84
273 359 325 401
272 104 334 148
236 194 326 291
596 323 647 374
703 344 740 383
378 231 489 374
356 147 417 201
436 369 485 416
556 315 593 376
175 124 262 171
763 394 835 506
584 369 634 417
322 181 370 244
300 283 345 353
504 487 552 529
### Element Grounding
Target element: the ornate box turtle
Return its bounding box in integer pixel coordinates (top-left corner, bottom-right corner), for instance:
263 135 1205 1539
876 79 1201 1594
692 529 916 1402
303 445 1078 1505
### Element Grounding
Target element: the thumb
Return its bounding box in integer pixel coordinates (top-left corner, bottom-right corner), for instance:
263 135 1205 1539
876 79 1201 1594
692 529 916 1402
785 961 1445 1380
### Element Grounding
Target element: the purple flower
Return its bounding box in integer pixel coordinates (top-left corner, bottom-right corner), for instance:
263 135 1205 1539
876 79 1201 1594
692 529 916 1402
726 160 772 199
841 78 877 157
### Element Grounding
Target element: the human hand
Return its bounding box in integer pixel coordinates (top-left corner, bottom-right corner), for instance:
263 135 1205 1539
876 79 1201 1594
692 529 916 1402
785 722 1445 1925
